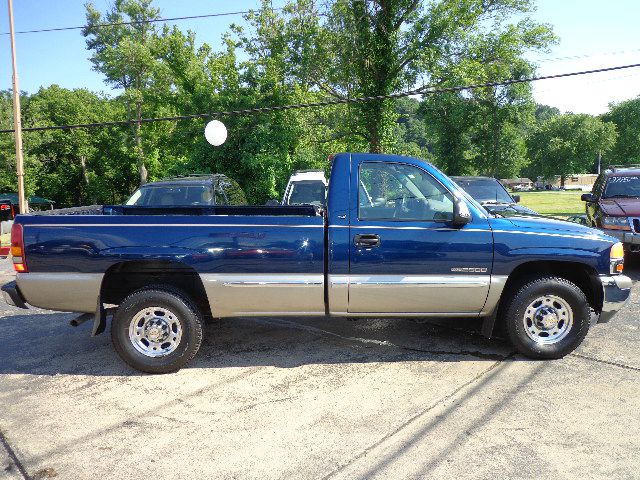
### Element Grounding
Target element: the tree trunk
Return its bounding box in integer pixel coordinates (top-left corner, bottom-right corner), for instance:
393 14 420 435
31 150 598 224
365 100 387 153
79 155 96 204
135 101 147 185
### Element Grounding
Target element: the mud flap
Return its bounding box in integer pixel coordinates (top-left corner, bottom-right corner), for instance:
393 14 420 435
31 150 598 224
91 295 106 336
481 310 498 338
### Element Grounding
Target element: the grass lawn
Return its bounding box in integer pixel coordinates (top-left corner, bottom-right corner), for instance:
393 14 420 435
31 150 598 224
517 191 586 217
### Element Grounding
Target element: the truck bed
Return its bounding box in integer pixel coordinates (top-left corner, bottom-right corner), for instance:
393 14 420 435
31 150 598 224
16 207 326 316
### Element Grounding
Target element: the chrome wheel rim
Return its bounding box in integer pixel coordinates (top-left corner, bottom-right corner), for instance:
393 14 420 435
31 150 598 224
523 295 573 345
128 307 182 357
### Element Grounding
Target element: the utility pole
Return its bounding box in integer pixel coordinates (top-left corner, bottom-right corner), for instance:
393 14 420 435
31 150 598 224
7 0 27 214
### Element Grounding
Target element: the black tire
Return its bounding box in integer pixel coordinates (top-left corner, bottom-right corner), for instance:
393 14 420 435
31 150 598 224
502 276 591 359
111 287 203 374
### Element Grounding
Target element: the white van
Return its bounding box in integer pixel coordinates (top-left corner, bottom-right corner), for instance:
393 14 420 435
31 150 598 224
282 170 328 206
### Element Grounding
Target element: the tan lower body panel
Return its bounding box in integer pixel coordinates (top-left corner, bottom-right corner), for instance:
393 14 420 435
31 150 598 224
200 273 325 317
345 274 492 314
17 272 102 312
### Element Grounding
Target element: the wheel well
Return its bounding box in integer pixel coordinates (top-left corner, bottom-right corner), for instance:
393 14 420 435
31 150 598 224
100 260 211 318
500 261 603 313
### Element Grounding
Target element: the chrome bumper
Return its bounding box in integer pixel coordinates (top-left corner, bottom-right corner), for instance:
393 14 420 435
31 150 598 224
599 275 632 323
605 230 640 246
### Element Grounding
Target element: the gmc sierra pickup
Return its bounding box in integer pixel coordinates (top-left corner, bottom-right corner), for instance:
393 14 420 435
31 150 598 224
2 153 632 373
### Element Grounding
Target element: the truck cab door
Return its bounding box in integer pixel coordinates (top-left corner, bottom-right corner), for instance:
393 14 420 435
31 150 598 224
347 158 494 315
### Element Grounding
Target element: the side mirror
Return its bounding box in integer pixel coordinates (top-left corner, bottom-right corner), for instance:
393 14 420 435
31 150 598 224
512 194 521 203
453 198 472 226
581 193 595 202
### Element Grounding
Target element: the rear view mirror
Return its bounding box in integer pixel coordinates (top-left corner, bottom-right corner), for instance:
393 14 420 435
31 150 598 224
512 194 521 203
581 193 595 202
453 198 472 226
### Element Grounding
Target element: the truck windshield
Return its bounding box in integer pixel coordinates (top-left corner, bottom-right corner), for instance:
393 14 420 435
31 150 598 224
454 179 513 203
603 175 640 198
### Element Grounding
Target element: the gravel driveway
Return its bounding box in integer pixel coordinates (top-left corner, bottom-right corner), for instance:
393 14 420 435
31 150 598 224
0 256 638 479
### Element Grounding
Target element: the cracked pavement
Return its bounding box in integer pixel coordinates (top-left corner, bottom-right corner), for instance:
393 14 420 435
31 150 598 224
0 257 639 479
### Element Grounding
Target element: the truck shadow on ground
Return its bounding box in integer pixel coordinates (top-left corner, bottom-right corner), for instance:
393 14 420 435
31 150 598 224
1 260 637 378
0 312 515 377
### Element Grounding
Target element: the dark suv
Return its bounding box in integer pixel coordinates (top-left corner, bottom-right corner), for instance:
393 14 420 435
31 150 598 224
451 176 537 216
583 166 640 252
126 174 247 207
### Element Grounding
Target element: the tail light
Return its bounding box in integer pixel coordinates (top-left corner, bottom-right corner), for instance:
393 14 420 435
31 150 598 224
11 223 27 272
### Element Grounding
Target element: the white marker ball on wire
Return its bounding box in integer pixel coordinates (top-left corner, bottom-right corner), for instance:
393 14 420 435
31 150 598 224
204 120 228 146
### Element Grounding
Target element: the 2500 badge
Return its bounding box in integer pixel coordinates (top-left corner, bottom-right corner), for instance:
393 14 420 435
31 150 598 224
451 267 488 273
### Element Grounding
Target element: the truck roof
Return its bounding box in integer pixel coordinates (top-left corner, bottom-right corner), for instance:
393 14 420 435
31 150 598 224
141 174 230 186
288 170 327 183
605 169 640 176
450 176 497 182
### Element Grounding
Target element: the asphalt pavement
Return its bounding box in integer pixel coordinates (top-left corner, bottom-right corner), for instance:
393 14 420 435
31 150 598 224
0 256 638 480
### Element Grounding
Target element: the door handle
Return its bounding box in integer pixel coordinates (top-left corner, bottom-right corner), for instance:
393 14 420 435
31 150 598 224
354 233 381 247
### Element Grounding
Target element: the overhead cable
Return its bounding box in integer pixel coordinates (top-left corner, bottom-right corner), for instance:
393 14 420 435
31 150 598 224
2 62 639 134
0 8 284 35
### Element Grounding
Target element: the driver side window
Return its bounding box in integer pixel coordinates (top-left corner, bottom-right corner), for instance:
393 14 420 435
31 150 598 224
358 162 454 221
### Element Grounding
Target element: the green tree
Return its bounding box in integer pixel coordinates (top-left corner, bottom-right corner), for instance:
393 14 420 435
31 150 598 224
420 92 475 174
0 90 16 193
392 97 434 158
602 97 640 166
304 0 553 153
83 0 168 185
535 104 561 122
419 17 555 176
527 114 618 184
24 86 132 206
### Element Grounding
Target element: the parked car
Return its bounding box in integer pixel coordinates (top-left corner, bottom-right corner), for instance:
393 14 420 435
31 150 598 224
282 169 327 206
126 174 247 207
3 153 630 373
0 200 11 258
582 165 640 253
451 176 538 216
566 214 588 226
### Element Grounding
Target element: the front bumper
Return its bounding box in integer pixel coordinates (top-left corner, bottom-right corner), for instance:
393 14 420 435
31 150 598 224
598 274 632 323
604 229 640 246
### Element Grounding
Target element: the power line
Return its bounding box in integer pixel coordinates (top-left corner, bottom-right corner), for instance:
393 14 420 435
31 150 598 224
2 62 639 135
535 71 639 95
534 47 640 64
0 8 284 36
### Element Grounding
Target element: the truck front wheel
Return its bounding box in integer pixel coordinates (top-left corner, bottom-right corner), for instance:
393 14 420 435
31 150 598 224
111 288 203 373
503 276 591 359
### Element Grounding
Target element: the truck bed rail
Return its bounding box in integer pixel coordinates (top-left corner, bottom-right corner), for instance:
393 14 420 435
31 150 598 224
103 205 322 217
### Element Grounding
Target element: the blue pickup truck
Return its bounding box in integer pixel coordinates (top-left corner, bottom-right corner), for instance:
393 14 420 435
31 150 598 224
2 154 632 373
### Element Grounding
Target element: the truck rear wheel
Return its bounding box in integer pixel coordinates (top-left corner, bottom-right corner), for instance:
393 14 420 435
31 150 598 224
111 287 203 373
502 276 591 359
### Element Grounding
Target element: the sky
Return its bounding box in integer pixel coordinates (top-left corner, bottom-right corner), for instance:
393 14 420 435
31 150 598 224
1 0 640 115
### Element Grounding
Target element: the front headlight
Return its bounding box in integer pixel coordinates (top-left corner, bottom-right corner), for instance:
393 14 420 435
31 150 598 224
601 216 630 231
610 242 625 274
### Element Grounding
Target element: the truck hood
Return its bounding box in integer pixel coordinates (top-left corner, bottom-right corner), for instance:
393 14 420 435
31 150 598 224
501 215 610 238
599 198 640 217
